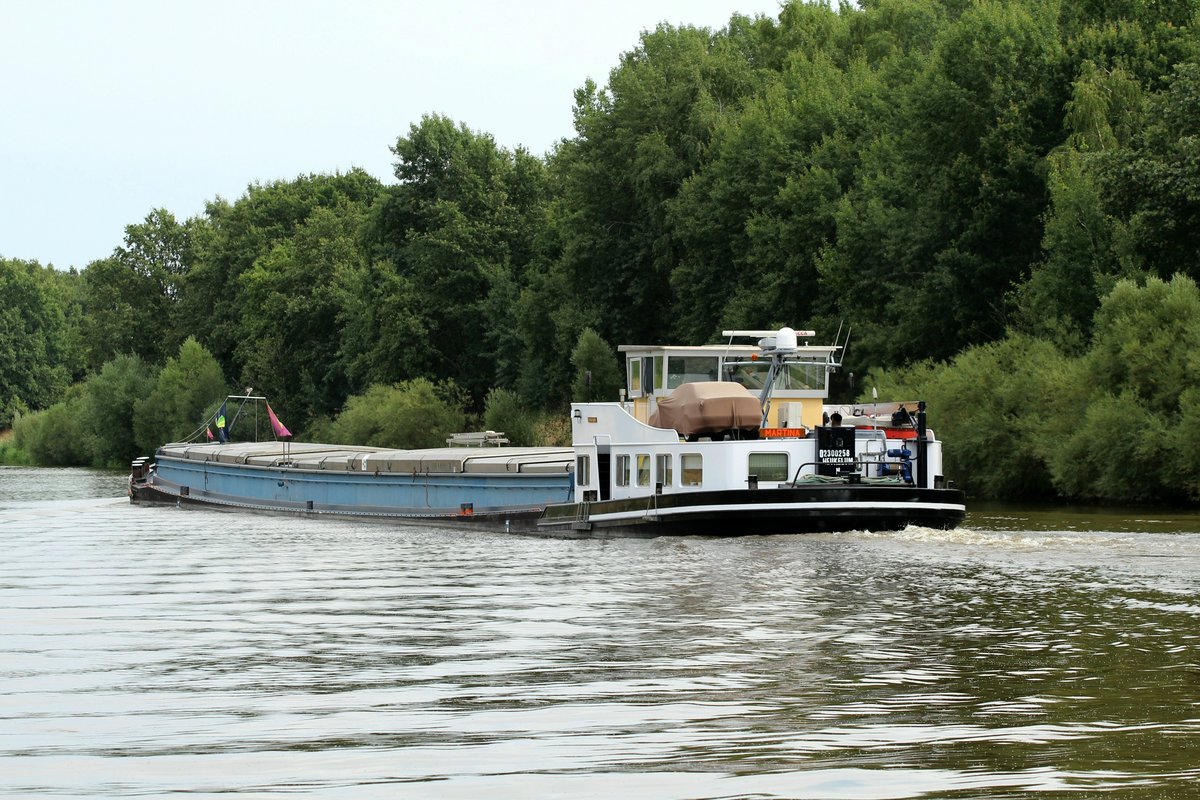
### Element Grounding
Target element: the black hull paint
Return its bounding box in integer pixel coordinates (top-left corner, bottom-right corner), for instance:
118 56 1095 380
537 484 966 536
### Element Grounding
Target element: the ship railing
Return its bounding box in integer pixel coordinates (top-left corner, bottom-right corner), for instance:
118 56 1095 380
787 461 914 486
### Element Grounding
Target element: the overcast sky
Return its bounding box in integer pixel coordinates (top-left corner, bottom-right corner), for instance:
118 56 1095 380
1 1 783 270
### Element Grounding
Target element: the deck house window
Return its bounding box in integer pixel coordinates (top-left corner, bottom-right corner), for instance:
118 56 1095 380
748 452 789 482
681 453 703 486
655 454 673 487
629 359 642 394
615 454 630 487
636 454 651 487
576 455 590 486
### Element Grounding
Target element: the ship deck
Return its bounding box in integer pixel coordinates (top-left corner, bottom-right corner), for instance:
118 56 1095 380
157 442 574 475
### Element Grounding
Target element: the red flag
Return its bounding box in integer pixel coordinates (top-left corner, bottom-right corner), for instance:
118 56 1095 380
206 426 214 441
266 403 292 439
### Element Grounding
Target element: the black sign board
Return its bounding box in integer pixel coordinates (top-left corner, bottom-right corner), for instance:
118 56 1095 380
816 426 856 476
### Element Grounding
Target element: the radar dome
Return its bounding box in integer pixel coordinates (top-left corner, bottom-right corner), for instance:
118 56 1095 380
776 326 797 350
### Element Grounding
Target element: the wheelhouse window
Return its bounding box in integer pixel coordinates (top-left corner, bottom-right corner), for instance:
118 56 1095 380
727 360 771 390
728 360 828 393
681 453 703 486
748 452 789 482
778 362 827 392
615 454 630 487
655 453 673 487
628 359 642 394
636 454 651 487
667 356 719 389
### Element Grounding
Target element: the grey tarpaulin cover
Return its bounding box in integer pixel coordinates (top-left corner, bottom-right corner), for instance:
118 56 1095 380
648 381 761 436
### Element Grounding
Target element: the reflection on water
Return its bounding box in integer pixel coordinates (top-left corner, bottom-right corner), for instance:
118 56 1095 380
1 467 1199 798
968 500 1200 534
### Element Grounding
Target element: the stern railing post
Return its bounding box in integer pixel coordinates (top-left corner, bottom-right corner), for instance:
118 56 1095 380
916 401 928 489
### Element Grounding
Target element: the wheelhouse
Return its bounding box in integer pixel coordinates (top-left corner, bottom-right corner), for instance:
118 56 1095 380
618 329 839 430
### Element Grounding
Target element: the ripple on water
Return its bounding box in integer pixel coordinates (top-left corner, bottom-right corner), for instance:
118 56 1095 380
1 479 1200 797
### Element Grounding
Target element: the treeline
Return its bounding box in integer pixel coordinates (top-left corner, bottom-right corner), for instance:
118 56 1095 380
2 0 1198 500
873 275 1200 504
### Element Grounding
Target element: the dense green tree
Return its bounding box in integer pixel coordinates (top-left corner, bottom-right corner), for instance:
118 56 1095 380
78 354 158 467
820 1 1065 370
332 256 428 392
570 328 623 403
873 276 1200 502
483 387 535 447
1085 275 1200 418
1011 149 1132 352
1009 22 1197 347
1101 61 1200 282
179 170 383 380
866 333 1080 499
325 379 466 449
0 258 73 423
80 210 194 370
669 48 893 341
236 205 363 425
368 115 551 402
14 390 91 466
133 337 227 452
513 260 595 409
553 19 767 349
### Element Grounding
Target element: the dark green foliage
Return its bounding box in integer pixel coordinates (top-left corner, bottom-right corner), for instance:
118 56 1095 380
1102 62 1200 282
571 329 623 403
236 205 362 425
867 334 1078 499
483 387 535 447
178 170 384 382
326 379 467 449
369 115 551 402
80 210 194 371
134 337 227 452
875 276 1200 503
0 258 74 420
79 354 158 467
1046 276 1200 502
551 21 767 349
13 389 91 467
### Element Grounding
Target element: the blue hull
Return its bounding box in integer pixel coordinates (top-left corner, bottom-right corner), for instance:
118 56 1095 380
140 450 573 522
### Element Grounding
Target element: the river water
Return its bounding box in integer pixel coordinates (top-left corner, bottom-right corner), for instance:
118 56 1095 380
2 466 1198 799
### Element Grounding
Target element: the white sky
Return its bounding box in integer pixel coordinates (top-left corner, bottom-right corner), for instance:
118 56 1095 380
1 0 783 270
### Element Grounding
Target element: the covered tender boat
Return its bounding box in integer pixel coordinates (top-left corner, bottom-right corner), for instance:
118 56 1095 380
648 381 761 439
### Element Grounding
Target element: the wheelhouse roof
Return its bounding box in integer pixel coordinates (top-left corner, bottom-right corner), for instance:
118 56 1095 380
618 344 840 358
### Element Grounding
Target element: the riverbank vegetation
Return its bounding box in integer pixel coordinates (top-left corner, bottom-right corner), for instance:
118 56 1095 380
2 0 1198 501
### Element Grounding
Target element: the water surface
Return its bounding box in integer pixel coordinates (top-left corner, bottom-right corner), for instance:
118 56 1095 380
2 466 1198 798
